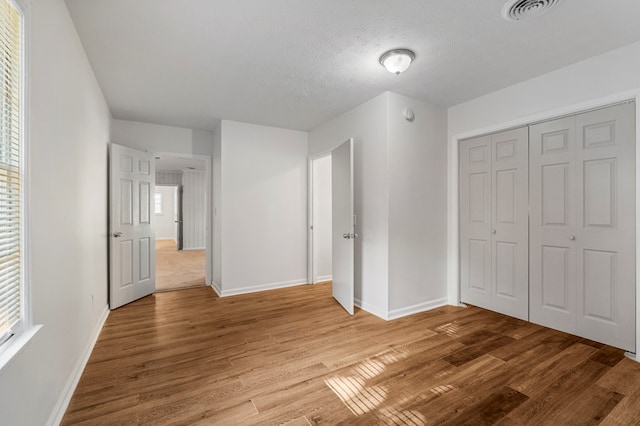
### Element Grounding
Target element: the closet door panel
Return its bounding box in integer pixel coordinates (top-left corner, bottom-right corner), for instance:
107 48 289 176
530 117 577 332
491 128 529 320
575 103 636 351
460 136 492 308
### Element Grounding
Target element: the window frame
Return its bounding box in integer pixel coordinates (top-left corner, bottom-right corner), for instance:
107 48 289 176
154 192 163 215
0 0 39 372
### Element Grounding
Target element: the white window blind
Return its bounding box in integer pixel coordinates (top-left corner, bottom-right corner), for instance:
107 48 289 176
0 0 23 345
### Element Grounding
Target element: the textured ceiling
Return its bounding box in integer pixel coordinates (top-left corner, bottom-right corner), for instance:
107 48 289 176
65 0 640 131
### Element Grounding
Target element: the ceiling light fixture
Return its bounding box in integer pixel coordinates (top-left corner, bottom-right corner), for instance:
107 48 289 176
379 49 415 75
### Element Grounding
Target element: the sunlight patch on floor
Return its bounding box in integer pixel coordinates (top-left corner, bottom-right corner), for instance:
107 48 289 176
429 384 455 396
378 406 426 426
324 348 422 421
324 376 388 416
435 322 460 337
353 359 385 379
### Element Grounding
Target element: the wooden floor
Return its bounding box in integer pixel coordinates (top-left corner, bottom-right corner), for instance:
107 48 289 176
155 239 205 291
63 283 640 425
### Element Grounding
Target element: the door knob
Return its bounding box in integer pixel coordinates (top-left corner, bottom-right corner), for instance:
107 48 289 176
569 235 576 241
343 233 351 239
492 229 497 235
113 231 123 238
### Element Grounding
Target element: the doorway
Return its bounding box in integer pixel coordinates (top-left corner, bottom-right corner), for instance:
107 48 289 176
154 154 208 292
308 154 332 285
308 138 355 315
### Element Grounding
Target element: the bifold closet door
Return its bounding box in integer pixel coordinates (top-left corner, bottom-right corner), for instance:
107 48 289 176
530 103 636 351
460 128 529 320
460 135 492 310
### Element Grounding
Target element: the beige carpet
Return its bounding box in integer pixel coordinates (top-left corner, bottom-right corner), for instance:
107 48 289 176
155 239 205 292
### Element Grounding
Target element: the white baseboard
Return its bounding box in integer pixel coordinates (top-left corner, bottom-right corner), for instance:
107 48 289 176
354 298 389 320
219 279 308 297
315 275 332 283
211 281 222 296
47 305 110 426
387 298 448 320
182 246 205 251
355 297 449 321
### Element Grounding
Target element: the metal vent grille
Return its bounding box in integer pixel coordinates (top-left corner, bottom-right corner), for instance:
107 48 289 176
502 0 561 21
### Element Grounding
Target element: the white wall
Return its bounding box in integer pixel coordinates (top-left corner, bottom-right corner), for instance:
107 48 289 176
386 93 448 313
111 119 214 156
0 0 111 424
155 186 177 241
448 41 640 138
219 120 308 294
312 155 332 282
309 93 389 317
182 170 206 249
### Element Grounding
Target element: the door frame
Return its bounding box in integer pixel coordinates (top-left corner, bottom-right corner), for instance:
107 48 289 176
447 89 640 359
154 183 181 248
307 149 334 285
154 152 213 286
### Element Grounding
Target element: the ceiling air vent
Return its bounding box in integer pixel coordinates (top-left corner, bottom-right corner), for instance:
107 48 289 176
502 0 561 21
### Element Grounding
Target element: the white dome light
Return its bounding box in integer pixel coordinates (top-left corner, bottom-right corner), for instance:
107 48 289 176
379 49 415 75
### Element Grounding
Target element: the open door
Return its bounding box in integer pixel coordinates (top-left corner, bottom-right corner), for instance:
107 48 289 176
109 143 156 309
331 139 355 314
175 185 184 250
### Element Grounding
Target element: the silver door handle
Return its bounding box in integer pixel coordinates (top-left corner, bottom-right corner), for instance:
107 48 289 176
113 231 123 238
343 233 351 239
569 235 576 241
174 220 183 223
492 229 497 235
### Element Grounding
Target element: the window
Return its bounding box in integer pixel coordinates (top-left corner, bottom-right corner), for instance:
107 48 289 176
154 192 162 214
0 0 26 350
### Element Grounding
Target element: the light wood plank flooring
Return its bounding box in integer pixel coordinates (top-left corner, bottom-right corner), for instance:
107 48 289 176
62 283 640 425
155 239 205 292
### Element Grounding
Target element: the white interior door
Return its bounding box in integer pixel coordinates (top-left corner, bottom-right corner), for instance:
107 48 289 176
530 116 577 331
491 128 529 320
332 139 354 315
575 104 635 351
460 129 528 320
110 143 156 309
530 103 635 351
460 135 492 309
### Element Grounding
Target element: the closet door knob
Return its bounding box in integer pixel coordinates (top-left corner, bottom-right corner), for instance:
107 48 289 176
569 235 576 241
492 229 497 235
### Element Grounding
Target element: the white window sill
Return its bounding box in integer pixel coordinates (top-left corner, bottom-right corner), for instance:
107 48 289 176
0 325 42 373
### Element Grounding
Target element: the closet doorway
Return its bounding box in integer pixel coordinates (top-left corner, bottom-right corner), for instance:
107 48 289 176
155 154 207 292
459 101 636 351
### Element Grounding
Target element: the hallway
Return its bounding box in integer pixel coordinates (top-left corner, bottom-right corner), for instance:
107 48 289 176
155 239 205 292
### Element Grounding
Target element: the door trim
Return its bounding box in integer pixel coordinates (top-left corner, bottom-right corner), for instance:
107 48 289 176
448 89 640 358
307 147 339 285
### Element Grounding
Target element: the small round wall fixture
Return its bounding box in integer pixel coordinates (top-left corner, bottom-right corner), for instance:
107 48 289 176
379 49 415 75
403 108 415 122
